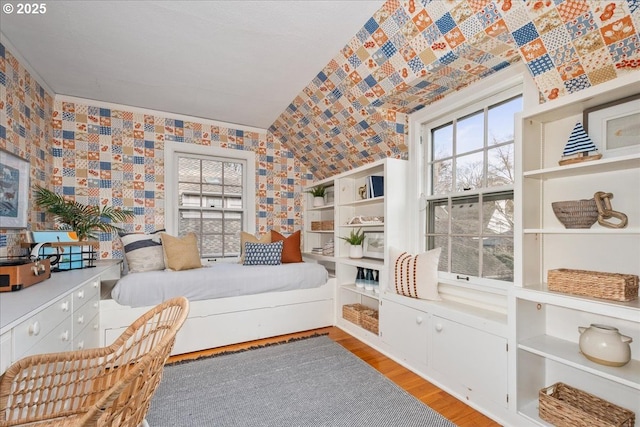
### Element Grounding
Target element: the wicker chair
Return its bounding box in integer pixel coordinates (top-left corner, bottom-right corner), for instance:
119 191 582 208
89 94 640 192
0 296 189 427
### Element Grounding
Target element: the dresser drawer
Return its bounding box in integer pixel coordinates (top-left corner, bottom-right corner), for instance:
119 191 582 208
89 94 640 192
13 296 72 358
73 278 100 310
74 315 100 351
15 317 73 360
73 301 100 339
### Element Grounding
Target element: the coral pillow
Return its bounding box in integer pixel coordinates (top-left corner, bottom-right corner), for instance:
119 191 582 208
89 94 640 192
161 232 202 271
239 231 271 264
270 230 303 263
388 247 441 301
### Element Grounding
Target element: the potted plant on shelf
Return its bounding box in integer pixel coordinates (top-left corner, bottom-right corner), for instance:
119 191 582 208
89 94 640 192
307 185 326 207
339 228 365 259
33 185 135 241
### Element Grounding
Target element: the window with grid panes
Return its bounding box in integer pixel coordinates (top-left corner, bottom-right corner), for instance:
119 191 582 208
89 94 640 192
424 93 521 283
175 153 246 259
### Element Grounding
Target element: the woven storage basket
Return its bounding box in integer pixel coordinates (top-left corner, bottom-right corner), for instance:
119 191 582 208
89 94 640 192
548 268 639 302
361 309 379 334
311 221 321 231
539 383 635 427
342 303 368 325
552 199 599 229
321 220 334 230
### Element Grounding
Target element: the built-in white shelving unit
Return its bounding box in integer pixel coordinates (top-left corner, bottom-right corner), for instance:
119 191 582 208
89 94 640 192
303 158 408 340
515 75 640 425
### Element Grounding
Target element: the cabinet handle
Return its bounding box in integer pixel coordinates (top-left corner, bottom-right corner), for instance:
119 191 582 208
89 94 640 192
93 281 99 288
77 315 85 325
77 341 85 350
77 290 85 299
416 316 423 325
93 323 99 330
61 331 70 342
61 301 70 312
28 321 41 336
93 302 99 309
435 323 443 332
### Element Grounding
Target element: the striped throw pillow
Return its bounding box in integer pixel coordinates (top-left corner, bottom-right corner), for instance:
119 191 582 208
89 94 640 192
120 230 165 273
389 247 441 301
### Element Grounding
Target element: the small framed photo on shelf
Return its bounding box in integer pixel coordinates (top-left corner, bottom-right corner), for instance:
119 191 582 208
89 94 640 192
363 232 384 259
583 93 640 157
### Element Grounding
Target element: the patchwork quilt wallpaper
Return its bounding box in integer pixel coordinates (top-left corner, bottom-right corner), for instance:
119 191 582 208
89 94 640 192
1 0 639 258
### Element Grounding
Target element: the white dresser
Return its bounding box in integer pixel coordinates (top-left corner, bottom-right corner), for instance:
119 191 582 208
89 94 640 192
0 260 121 374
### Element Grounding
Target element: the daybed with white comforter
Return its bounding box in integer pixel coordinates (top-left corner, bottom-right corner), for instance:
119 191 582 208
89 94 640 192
100 262 335 355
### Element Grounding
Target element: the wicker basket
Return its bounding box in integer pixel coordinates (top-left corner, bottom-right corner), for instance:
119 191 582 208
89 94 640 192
552 199 599 229
321 220 334 231
342 304 368 325
361 309 379 335
311 221 321 231
548 268 639 302
539 383 635 427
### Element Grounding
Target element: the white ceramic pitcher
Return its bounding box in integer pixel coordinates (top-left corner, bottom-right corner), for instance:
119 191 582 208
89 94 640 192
578 323 632 367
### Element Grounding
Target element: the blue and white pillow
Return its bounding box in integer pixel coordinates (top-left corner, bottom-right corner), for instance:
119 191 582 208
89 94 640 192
119 229 165 273
243 241 283 266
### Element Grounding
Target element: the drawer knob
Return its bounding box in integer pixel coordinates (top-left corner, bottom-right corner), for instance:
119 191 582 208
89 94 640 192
77 315 85 324
77 290 85 299
435 323 443 332
77 341 85 350
61 331 70 342
61 301 70 312
28 321 41 336
416 316 423 325
93 302 99 309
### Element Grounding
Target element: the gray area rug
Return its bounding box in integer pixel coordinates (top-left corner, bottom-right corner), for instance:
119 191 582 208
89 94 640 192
146 335 457 426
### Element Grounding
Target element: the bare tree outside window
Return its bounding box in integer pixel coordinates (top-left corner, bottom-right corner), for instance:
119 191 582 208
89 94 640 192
425 95 521 283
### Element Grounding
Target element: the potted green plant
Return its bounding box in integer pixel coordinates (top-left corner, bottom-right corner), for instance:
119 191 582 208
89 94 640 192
306 185 326 207
33 185 135 241
339 228 365 258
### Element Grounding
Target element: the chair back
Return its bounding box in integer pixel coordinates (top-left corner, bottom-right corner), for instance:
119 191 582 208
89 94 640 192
0 296 189 427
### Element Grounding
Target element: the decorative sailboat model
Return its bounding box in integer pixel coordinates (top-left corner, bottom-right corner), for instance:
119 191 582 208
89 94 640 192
558 122 602 166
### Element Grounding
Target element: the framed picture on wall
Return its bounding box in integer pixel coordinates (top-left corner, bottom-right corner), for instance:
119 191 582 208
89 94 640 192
363 231 384 259
0 150 30 228
584 93 640 157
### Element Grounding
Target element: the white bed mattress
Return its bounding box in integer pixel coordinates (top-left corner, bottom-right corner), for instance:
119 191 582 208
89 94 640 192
111 262 329 307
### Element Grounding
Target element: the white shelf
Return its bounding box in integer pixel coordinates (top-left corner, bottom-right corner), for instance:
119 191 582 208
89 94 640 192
515 286 640 323
341 284 380 300
301 252 335 262
524 228 640 235
523 153 640 180
518 401 551 427
339 223 384 228
307 204 334 211
519 335 640 390
337 257 384 269
305 230 334 234
339 196 384 207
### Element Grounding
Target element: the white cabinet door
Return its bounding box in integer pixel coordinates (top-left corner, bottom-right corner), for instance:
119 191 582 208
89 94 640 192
432 315 508 408
380 299 428 369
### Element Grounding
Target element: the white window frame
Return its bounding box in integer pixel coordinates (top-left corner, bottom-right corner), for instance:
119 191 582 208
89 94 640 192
408 67 526 291
164 142 256 262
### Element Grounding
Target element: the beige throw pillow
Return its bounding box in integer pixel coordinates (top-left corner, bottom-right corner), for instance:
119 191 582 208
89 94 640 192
161 232 202 271
388 246 441 301
239 231 271 263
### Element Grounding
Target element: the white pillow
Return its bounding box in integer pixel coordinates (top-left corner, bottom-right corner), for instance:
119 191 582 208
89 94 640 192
119 230 165 273
388 247 441 301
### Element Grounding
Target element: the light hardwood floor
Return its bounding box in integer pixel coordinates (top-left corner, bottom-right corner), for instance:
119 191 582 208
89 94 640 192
168 326 501 427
